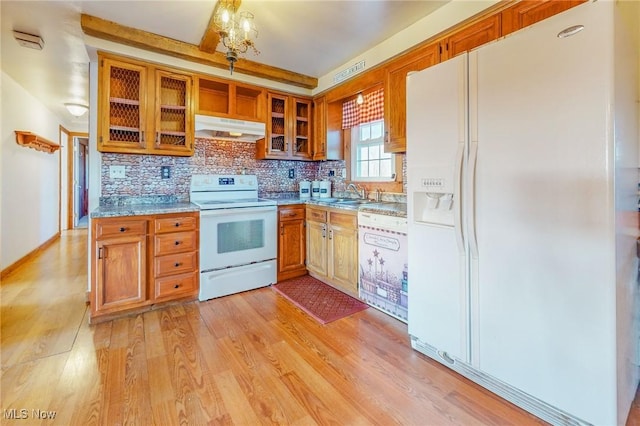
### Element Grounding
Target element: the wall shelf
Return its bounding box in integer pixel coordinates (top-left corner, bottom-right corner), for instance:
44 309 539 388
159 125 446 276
15 131 60 154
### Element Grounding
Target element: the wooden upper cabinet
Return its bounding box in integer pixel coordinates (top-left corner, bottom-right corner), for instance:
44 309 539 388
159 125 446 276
152 70 193 155
312 96 327 160
98 53 194 156
384 42 440 153
196 76 266 121
313 96 344 161
502 1 587 36
292 97 312 160
439 14 501 61
258 92 313 160
99 57 148 152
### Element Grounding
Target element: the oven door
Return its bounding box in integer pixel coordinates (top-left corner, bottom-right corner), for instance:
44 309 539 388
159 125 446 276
199 206 277 272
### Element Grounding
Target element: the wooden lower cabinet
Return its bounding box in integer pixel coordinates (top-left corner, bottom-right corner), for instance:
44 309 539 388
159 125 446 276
277 205 307 281
306 206 358 296
91 212 199 322
94 230 147 315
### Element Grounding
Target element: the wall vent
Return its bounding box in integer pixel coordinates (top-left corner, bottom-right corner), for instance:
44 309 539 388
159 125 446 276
13 31 44 50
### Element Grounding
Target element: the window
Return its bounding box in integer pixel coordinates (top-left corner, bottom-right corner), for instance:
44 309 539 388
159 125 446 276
351 119 394 181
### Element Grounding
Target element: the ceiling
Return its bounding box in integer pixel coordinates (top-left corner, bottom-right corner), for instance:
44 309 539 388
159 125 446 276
1 1 449 129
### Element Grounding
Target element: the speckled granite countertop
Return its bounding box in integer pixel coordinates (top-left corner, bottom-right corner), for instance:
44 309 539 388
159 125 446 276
262 194 407 218
91 202 199 218
92 194 406 219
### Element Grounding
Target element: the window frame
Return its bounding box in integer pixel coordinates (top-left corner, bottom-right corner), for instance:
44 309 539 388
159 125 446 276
349 119 395 183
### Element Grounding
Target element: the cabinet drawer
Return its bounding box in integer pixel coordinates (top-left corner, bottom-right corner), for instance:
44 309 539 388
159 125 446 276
95 219 147 239
279 206 305 221
155 251 197 277
306 208 327 223
329 211 357 229
155 215 197 234
155 231 197 256
154 271 197 300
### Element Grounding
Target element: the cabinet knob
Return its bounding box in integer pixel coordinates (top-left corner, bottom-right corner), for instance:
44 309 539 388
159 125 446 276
174 262 181 267
119 227 126 232
175 222 180 227
174 284 180 289
174 241 181 246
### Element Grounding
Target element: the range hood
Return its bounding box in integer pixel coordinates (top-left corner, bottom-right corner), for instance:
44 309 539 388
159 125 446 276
194 115 266 142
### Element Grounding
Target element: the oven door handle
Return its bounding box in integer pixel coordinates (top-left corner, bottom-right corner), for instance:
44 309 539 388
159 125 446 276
199 206 277 217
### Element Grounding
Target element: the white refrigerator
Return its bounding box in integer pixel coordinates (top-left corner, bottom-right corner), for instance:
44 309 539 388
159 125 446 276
406 2 639 425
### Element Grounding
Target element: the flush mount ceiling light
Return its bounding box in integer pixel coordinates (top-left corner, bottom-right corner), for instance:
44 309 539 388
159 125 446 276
64 103 89 117
356 93 364 105
213 0 259 74
13 30 44 50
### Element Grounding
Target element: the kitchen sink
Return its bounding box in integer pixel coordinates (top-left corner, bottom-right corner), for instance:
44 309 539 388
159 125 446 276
335 199 370 205
314 198 371 205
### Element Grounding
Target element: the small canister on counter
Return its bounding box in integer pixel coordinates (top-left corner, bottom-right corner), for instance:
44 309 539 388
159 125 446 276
311 180 320 198
299 180 311 198
319 180 331 198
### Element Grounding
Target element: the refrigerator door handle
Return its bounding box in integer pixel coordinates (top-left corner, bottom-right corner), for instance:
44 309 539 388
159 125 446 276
454 142 465 253
468 141 479 258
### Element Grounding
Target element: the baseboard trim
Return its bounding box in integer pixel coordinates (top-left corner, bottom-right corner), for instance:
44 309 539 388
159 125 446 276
1 232 61 280
410 336 588 426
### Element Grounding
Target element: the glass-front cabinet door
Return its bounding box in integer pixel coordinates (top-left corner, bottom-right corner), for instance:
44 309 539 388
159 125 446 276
153 70 193 155
99 58 148 153
266 92 289 158
98 53 195 157
292 97 311 159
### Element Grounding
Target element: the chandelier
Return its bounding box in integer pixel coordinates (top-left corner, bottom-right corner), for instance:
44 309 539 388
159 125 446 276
213 0 259 74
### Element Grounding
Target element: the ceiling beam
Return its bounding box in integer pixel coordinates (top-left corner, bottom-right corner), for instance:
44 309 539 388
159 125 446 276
199 0 228 53
81 14 318 89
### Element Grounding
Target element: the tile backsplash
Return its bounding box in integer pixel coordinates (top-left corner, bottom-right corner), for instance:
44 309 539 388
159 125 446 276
101 138 348 201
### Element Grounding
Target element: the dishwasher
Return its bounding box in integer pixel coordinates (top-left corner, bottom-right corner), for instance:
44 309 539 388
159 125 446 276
357 211 408 322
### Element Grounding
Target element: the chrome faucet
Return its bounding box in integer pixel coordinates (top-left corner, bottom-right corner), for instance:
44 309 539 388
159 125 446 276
347 183 366 199
374 188 383 202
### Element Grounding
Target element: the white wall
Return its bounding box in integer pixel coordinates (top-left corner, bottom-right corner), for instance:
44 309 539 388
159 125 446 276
314 0 499 94
1 71 63 269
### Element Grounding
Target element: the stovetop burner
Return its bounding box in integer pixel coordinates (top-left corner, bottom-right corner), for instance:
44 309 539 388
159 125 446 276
190 175 276 210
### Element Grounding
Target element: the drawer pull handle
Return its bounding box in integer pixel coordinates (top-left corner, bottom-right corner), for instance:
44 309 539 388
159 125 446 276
174 262 181 267
175 222 180 227
174 241 181 246
119 227 126 232
174 284 180 289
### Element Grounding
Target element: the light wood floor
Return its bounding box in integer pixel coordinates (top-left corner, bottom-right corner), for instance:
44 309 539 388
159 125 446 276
1 230 638 425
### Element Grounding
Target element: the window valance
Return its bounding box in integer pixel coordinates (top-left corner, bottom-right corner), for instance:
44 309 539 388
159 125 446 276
342 88 384 129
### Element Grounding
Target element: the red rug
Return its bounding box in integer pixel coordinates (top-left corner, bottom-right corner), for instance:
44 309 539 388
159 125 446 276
272 276 368 324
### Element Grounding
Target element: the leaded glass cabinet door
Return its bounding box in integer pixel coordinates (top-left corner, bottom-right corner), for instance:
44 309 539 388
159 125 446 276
153 70 194 156
292 97 312 160
99 57 148 153
266 92 289 158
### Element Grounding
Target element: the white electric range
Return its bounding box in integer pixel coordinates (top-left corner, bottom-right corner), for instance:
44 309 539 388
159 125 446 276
190 174 277 301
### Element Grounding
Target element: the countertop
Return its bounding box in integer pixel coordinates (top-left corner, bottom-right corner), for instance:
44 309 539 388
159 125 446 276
268 196 407 218
90 202 199 218
91 196 407 219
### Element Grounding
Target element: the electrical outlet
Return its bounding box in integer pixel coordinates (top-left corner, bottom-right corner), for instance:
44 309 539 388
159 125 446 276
109 165 125 179
161 166 171 179
341 169 347 178
288 169 295 179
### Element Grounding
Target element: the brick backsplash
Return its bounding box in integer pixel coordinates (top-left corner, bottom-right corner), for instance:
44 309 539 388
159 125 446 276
101 138 349 201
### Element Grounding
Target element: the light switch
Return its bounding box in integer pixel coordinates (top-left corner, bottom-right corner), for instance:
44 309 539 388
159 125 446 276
109 165 126 179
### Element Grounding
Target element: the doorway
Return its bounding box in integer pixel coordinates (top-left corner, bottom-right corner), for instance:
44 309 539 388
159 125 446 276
68 134 89 229
75 137 89 227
